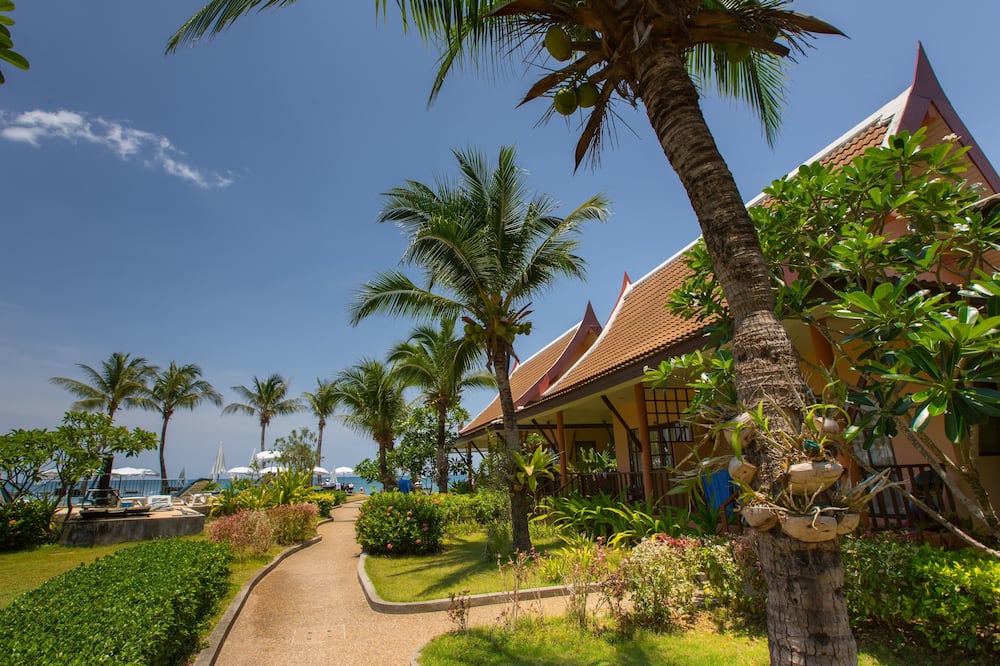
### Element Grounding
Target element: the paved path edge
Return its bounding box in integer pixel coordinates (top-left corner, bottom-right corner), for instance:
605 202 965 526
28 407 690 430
357 552 578 615
193 518 333 666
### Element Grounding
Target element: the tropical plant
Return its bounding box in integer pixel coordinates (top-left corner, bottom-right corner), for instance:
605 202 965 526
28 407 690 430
389 316 495 493
331 359 407 490
301 378 339 478
274 427 320 475
349 145 608 554
223 373 302 453
145 361 222 493
667 130 1000 552
0 1 28 85
50 352 157 490
167 2 850 658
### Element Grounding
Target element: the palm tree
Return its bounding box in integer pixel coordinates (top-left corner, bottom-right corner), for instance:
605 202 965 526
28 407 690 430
50 352 158 491
146 362 223 493
389 316 495 493
350 145 608 551
223 374 302 453
331 359 408 491
167 3 853 660
302 378 339 478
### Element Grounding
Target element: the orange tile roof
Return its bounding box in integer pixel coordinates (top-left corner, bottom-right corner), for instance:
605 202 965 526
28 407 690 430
543 246 708 399
461 322 588 433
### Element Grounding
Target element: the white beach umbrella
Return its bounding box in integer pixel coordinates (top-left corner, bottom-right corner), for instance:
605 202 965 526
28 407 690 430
334 466 354 475
254 450 282 462
210 443 227 480
259 465 285 475
38 468 60 479
111 466 155 476
226 466 254 476
313 466 331 475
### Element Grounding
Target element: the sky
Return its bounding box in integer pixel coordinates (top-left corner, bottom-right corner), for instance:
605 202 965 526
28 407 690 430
2 2 999 479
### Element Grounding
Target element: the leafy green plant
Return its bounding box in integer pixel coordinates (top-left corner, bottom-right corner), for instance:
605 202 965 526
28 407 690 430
355 491 444 555
510 444 557 494
613 535 705 631
0 497 58 552
0 1 28 85
264 469 314 506
0 539 230 664
535 492 693 547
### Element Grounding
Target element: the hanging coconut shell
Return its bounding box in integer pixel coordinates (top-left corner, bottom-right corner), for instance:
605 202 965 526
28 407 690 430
781 514 838 542
787 460 844 495
836 512 861 535
741 505 778 531
728 455 757 485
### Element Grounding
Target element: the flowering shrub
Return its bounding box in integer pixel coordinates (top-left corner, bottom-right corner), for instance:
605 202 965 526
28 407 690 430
0 497 57 552
207 509 274 559
610 535 705 631
268 502 318 545
307 492 336 518
355 491 444 555
699 534 766 629
436 490 509 530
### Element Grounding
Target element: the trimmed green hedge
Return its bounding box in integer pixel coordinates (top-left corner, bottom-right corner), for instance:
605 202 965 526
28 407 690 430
355 491 444 555
0 539 231 664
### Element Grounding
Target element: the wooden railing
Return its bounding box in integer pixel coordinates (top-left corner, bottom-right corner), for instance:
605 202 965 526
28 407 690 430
544 463 958 534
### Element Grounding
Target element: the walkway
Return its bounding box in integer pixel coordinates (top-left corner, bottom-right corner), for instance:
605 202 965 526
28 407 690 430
210 501 571 665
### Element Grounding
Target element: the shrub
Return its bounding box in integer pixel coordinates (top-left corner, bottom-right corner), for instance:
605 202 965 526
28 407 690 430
0 539 230 665
307 492 336 518
436 489 509 530
0 497 57 552
535 492 692 546
699 534 766 630
610 535 704 631
355 491 444 555
267 502 318 545
842 535 1000 656
207 509 275 559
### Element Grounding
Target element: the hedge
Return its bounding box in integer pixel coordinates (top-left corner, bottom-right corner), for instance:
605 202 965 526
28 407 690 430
0 539 231 665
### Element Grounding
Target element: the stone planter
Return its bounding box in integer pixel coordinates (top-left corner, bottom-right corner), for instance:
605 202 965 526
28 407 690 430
836 512 860 535
787 460 844 495
780 514 838 543
721 412 755 450
741 505 779 531
813 416 842 435
728 456 758 485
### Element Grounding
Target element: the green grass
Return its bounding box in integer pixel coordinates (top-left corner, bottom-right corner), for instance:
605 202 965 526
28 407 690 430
416 617 957 666
364 530 564 602
0 541 133 608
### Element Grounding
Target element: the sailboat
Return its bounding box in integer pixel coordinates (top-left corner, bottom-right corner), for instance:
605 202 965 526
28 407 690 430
210 442 226 482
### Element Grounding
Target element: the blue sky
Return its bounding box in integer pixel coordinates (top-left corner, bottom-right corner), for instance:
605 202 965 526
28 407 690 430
2 1 998 479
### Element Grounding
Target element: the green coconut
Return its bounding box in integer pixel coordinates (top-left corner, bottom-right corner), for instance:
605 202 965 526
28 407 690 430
544 26 572 62
576 82 599 108
724 42 752 62
553 87 578 115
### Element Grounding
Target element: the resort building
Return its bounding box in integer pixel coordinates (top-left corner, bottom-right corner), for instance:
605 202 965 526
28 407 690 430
457 45 1000 531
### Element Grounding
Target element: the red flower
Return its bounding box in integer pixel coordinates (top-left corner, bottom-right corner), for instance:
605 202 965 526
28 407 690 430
386 543 393 550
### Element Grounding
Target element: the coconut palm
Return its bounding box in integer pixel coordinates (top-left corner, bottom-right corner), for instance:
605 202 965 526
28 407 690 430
167 2 853 660
223 374 302 453
301 378 339 478
50 352 158 490
145 362 223 493
349 145 608 551
389 316 495 493
331 359 407 491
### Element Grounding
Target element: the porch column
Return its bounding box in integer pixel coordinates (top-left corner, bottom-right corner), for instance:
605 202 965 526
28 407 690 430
634 383 654 502
556 410 568 486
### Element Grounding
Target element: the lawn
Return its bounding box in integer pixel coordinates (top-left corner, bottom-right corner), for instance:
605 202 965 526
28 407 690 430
0 541 132 608
364 529 565 602
416 617 962 666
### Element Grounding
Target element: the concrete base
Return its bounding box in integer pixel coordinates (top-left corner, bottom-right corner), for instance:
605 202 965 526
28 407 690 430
59 509 205 547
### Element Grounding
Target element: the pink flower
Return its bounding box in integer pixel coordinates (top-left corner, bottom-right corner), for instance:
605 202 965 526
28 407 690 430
386 543 393 550
415 539 421 545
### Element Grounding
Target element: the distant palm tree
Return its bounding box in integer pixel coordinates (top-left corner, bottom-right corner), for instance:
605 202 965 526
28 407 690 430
331 359 407 491
146 362 222 493
390 316 494 492
302 378 340 478
351 145 607 551
223 374 302 453
50 352 158 490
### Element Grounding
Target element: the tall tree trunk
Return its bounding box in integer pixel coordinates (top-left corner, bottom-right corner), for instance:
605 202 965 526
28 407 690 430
316 419 325 486
492 345 532 552
436 402 449 493
378 435 398 492
159 414 170 494
635 43 857 663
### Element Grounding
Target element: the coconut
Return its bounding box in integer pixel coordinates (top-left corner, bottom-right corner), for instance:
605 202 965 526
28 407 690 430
728 456 757 485
553 87 578 115
723 42 752 62
576 82 599 108
787 460 844 495
741 505 778 531
544 26 572 62
836 512 861 535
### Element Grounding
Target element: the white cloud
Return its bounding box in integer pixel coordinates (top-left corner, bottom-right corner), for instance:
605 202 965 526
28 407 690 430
0 108 234 189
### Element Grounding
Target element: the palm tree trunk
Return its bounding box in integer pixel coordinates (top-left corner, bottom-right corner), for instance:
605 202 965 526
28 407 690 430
159 415 170 494
377 435 398 491
316 420 325 486
635 43 856 663
436 403 449 493
492 345 532 552
260 422 267 453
